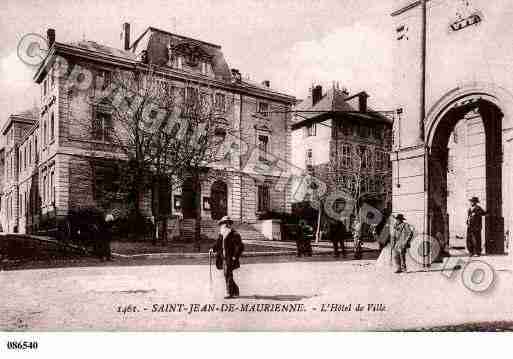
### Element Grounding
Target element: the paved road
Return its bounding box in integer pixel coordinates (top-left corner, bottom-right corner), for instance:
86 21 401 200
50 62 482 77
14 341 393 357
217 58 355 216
0 256 511 331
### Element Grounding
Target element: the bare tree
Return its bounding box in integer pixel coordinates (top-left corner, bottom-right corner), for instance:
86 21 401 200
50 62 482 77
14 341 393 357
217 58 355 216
81 65 223 244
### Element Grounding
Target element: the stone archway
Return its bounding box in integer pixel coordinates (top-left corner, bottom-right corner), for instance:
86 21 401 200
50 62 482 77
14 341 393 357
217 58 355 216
427 97 505 255
210 180 228 220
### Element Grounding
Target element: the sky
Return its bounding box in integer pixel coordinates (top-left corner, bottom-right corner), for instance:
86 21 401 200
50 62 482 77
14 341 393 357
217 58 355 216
0 0 397 123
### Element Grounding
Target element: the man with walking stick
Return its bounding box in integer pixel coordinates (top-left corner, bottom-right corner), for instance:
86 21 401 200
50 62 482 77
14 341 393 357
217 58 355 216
209 216 244 299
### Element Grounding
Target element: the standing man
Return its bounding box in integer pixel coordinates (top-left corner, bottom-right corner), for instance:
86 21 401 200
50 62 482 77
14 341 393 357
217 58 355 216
100 213 114 261
466 196 487 257
210 216 244 299
391 214 414 273
327 217 347 258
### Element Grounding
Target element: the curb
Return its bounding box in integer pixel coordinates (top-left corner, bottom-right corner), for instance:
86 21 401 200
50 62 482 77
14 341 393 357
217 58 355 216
111 248 376 260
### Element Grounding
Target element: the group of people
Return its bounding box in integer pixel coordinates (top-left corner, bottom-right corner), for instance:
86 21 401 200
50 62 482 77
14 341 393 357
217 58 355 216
373 195 487 273
208 196 488 298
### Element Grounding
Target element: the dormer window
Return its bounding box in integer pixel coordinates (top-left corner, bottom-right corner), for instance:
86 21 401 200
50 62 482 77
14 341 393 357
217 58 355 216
200 61 211 75
305 123 316 137
258 102 269 117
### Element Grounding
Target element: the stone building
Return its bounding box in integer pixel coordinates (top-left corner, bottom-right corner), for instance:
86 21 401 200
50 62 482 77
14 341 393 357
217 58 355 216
290 83 394 229
391 0 513 255
0 24 295 235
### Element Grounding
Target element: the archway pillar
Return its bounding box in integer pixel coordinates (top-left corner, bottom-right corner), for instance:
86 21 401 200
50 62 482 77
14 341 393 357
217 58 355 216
391 145 428 235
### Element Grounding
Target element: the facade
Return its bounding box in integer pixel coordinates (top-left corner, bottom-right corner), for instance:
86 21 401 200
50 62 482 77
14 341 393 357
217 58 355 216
391 0 513 255
290 83 393 226
0 24 295 234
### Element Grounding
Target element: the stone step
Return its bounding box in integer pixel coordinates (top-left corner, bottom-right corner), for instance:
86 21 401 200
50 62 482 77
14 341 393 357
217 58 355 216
170 219 267 241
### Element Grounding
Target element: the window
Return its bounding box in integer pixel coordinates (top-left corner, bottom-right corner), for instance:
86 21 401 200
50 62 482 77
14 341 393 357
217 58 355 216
376 175 385 193
359 145 369 169
342 144 351 168
92 109 113 141
342 122 352 136
375 125 384 140
258 135 269 161
200 62 210 75
214 93 226 112
43 79 47 97
305 123 316 137
360 125 369 138
97 70 111 91
43 119 47 146
28 141 32 165
306 148 313 166
50 169 55 204
42 173 47 204
200 92 211 109
50 69 55 88
50 112 55 141
258 102 269 117
185 87 198 105
24 146 27 170
369 177 375 193
376 151 384 171
257 184 270 212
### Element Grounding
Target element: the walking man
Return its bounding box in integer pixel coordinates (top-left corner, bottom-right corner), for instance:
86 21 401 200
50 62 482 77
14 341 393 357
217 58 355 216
466 196 486 257
391 213 414 273
210 216 244 299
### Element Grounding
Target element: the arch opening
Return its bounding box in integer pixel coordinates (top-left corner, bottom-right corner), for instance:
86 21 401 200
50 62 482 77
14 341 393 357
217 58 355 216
428 99 504 256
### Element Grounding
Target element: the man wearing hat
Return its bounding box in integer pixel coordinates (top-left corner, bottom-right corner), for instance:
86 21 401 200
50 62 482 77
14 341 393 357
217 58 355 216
210 216 244 299
391 213 414 273
466 196 487 257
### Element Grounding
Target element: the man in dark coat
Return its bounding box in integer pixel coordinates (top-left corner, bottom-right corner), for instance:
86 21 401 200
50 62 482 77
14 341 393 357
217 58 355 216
100 213 114 261
466 196 486 257
327 217 347 258
391 213 414 273
210 216 244 299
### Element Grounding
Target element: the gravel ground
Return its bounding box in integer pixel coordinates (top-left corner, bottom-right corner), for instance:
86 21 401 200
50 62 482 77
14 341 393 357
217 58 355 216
0 255 511 331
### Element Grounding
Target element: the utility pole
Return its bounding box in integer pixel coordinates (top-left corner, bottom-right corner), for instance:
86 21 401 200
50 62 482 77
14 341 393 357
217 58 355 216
421 0 430 267
420 0 427 143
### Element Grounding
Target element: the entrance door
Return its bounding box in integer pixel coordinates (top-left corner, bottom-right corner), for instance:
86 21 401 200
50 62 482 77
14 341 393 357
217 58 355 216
210 180 228 220
182 177 200 219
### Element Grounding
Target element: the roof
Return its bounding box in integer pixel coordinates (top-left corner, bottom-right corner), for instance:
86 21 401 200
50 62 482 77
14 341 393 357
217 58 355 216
292 86 392 129
294 87 354 117
33 28 295 103
65 40 138 61
2 110 37 135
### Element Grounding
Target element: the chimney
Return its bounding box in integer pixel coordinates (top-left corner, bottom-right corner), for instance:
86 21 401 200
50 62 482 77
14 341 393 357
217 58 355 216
231 68 242 83
122 22 131 50
262 80 270 88
47 28 56 47
358 92 369 112
312 85 323 106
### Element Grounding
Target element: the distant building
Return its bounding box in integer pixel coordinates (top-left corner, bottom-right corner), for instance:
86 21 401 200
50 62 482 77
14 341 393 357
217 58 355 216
0 24 295 234
290 83 394 228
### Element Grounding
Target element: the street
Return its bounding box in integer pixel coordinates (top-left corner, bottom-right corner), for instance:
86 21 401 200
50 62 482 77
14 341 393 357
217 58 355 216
1 256 512 331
